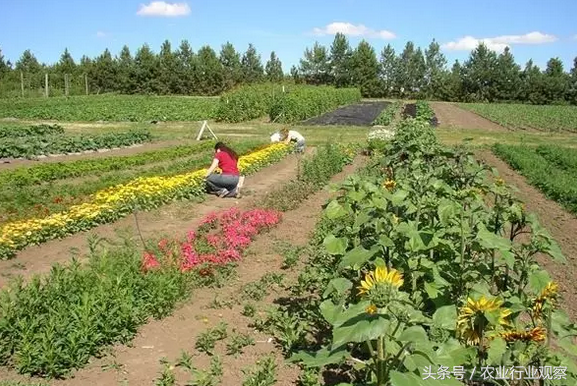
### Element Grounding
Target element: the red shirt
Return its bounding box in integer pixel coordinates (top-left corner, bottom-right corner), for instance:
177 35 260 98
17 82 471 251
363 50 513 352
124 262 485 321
215 151 239 175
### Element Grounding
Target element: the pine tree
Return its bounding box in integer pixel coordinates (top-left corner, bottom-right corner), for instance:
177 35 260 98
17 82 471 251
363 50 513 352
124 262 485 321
158 40 179 94
0 48 10 77
329 33 352 87
461 42 499 102
350 40 381 97
298 42 330 85
195 45 224 95
265 51 283 82
241 44 264 83
290 65 301 84
543 57 568 103
424 39 447 99
379 44 397 97
520 60 545 104
219 42 242 90
117 45 135 94
569 57 577 105
494 47 521 101
177 40 196 94
134 44 160 94
90 49 117 93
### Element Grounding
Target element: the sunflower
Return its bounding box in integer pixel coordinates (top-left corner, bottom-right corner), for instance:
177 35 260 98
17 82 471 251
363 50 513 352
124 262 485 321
358 266 404 295
383 179 397 191
495 178 505 186
533 281 559 319
456 296 512 346
366 304 378 315
500 326 546 343
358 266 404 309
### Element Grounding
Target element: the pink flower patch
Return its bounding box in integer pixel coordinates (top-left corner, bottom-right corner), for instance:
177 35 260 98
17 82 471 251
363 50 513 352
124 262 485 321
141 208 282 274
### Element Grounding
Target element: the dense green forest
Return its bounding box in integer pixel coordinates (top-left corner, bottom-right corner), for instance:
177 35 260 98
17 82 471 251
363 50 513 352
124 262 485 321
1 33 576 104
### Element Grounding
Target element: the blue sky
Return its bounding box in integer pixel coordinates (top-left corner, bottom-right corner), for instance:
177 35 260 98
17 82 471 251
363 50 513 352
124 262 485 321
1 0 576 72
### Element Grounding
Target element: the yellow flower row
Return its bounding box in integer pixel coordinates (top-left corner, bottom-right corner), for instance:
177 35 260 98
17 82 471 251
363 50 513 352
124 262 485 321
0 143 291 260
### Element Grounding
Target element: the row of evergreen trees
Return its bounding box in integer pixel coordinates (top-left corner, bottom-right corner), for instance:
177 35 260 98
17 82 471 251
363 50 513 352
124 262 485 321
1 33 576 104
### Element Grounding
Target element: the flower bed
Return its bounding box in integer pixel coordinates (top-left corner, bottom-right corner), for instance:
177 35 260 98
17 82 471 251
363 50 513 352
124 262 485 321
0 207 281 378
0 143 292 259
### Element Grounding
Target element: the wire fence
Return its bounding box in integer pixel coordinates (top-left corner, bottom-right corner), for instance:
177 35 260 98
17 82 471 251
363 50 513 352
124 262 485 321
0 72 92 98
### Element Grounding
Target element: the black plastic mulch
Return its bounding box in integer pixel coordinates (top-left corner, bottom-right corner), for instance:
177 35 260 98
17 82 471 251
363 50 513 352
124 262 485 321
301 101 390 126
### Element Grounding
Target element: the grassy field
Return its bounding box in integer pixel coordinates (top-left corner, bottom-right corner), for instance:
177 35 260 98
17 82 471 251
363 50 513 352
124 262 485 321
458 102 577 132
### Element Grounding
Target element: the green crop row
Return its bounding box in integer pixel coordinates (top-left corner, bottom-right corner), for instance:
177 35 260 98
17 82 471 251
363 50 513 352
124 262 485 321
0 129 152 159
268 86 361 123
492 144 577 214
535 144 577 172
0 141 215 188
0 95 219 122
0 140 263 224
263 117 577 385
0 124 64 138
215 83 284 123
415 100 435 121
372 101 401 126
215 83 361 123
459 103 577 132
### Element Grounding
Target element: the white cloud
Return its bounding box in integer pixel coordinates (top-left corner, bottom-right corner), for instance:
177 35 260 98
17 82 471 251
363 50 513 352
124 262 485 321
136 1 190 17
96 31 108 38
311 22 395 40
441 31 557 52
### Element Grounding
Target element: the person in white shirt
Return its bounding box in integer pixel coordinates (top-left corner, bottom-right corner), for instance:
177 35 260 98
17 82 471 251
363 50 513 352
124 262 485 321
270 131 282 143
280 128 305 153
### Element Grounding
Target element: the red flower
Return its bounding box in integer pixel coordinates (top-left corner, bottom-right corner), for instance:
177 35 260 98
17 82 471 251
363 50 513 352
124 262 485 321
142 251 160 272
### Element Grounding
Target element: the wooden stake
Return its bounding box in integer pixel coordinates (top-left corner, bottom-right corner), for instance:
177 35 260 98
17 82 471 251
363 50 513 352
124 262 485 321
20 71 24 97
65 74 69 96
45 73 48 97
85 74 88 95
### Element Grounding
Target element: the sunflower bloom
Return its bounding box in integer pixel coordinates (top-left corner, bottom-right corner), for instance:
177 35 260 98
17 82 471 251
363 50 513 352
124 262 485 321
366 304 378 315
500 326 546 343
358 266 404 296
457 296 512 346
533 281 559 319
495 178 505 186
383 179 396 191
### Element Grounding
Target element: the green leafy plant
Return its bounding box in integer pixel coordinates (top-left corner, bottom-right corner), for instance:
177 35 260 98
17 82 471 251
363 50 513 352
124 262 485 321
242 356 277 386
195 322 229 355
242 302 257 317
226 331 255 356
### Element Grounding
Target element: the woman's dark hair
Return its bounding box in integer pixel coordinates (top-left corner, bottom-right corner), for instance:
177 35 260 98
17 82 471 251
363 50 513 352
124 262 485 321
214 142 238 160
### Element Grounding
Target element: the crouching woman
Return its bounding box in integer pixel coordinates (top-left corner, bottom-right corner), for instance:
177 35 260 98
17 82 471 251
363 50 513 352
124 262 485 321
204 142 242 198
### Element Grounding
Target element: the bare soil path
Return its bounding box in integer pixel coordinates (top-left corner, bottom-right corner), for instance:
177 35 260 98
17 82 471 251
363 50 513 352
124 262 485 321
0 156 365 386
0 151 312 287
431 102 508 132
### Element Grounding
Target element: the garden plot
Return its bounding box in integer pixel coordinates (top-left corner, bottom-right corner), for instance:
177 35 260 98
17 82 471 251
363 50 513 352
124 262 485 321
301 101 389 126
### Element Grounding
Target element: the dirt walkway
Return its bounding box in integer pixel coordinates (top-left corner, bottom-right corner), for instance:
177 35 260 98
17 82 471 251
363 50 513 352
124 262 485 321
0 157 365 386
476 150 577 321
0 151 313 287
431 102 508 132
